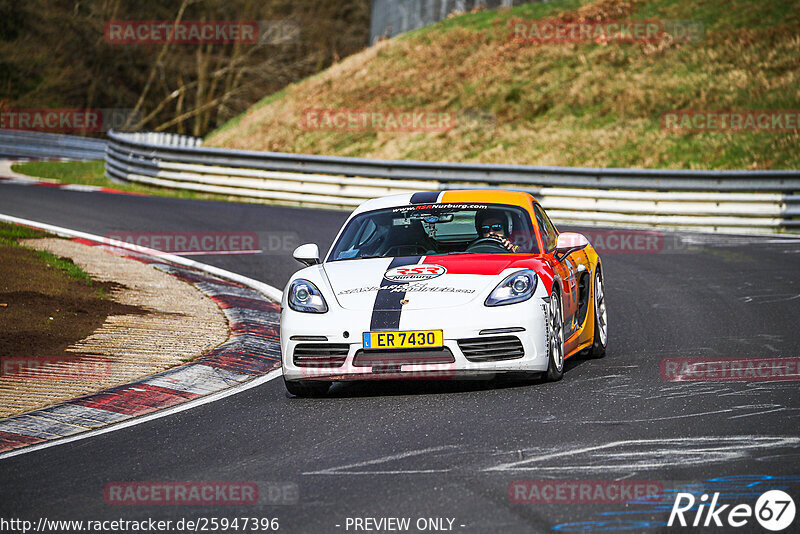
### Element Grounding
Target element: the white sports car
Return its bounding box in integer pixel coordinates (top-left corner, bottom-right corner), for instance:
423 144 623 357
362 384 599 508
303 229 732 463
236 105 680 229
280 189 607 396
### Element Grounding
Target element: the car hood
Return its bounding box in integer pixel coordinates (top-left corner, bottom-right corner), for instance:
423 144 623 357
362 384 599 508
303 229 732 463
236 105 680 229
323 254 536 310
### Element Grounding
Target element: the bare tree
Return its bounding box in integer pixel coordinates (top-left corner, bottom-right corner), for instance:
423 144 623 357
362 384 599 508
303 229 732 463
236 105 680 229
0 0 371 136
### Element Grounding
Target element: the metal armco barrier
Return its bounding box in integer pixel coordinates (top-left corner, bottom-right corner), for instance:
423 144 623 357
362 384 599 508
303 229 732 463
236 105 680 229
106 130 800 234
0 130 107 160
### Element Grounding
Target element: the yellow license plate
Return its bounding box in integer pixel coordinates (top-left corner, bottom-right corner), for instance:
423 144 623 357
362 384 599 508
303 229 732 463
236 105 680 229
363 330 443 350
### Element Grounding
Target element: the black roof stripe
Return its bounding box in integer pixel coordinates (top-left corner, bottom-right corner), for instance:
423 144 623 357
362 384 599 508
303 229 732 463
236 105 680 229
409 191 440 204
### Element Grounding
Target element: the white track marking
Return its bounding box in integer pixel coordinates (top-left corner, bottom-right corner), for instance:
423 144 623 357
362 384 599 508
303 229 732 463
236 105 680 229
484 436 800 473
309 469 451 475
167 249 262 256
728 407 790 419
301 436 800 477
0 213 283 301
303 445 459 475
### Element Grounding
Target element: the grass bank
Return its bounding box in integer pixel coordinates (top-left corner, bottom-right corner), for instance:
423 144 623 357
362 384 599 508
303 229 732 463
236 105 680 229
0 222 135 357
206 0 800 169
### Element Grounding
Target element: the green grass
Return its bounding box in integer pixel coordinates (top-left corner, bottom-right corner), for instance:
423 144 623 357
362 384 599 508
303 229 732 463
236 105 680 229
0 222 93 284
10 161 260 203
12 160 106 185
34 249 92 284
0 222 50 240
9 159 349 211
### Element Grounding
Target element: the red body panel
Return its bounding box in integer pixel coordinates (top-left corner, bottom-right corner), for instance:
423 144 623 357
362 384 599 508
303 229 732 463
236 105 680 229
423 254 556 294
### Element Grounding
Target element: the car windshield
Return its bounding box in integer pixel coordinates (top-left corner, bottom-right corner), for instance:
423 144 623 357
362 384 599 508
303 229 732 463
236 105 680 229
328 203 539 261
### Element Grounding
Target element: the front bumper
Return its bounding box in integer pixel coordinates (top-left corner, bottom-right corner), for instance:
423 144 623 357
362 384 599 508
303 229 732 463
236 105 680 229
280 298 549 382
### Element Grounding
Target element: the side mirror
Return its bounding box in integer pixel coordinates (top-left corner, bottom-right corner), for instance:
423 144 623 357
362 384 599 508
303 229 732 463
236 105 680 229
555 232 589 260
293 243 320 266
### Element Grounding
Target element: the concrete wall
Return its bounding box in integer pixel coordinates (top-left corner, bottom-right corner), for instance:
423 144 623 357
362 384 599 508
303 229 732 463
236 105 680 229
370 0 539 43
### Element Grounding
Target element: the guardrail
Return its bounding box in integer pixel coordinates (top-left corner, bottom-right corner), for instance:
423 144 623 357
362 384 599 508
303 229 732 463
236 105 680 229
106 130 799 234
0 130 107 160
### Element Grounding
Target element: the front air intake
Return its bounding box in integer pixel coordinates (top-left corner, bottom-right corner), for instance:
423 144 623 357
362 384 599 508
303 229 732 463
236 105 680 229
352 347 455 367
293 343 349 367
458 336 524 362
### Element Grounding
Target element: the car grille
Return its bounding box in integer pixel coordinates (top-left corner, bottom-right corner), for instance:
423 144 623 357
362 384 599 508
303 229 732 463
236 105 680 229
293 343 349 367
353 347 455 367
458 336 524 362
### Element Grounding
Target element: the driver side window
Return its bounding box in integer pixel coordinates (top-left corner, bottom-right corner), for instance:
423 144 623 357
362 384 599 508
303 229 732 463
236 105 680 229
533 204 558 252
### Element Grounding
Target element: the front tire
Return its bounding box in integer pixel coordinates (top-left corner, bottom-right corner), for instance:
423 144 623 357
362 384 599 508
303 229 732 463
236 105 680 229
585 267 607 359
283 376 331 397
544 289 565 382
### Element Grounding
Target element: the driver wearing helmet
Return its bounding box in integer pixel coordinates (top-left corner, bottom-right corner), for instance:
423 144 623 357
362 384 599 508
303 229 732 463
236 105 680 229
473 210 518 252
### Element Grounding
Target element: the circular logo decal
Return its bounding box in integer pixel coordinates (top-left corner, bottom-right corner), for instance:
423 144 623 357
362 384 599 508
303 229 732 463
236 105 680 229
384 264 446 283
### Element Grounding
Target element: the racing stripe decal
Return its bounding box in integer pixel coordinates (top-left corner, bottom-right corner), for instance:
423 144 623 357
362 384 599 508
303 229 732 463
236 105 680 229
369 256 422 331
409 191 441 204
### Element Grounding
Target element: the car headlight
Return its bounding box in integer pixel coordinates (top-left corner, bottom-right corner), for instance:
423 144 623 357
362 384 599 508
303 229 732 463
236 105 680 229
288 279 328 313
485 270 538 307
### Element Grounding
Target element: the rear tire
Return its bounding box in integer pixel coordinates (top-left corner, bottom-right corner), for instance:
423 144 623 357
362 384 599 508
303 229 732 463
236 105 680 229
283 377 331 397
544 289 565 382
585 267 607 359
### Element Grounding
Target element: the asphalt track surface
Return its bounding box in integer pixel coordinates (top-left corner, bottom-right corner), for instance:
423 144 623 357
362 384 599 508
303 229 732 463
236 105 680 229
1 183 799 533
